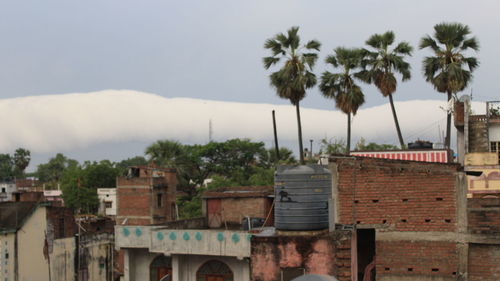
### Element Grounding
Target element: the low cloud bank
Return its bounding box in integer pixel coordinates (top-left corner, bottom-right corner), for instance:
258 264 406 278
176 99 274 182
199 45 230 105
0 90 483 153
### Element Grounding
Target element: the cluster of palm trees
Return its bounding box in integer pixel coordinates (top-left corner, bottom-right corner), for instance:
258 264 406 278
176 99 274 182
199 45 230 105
263 23 479 164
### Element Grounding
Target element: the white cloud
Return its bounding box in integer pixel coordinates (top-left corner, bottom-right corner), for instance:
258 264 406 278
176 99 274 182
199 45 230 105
0 90 484 153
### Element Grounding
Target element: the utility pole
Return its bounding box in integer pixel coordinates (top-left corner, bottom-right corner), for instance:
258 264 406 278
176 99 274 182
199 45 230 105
272 110 280 161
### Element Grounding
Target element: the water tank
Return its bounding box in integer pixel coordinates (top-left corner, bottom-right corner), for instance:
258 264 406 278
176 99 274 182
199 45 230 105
274 165 331 231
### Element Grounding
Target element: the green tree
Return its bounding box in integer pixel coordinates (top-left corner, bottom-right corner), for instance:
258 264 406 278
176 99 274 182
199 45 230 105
259 147 297 167
420 22 479 148
0 154 14 181
60 160 119 214
13 148 31 177
319 138 347 155
320 47 365 152
263 26 321 164
116 156 148 175
355 138 399 151
36 153 78 188
360 31 412 149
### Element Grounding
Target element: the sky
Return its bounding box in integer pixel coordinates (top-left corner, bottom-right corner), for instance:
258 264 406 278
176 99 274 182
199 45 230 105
0 0 497 170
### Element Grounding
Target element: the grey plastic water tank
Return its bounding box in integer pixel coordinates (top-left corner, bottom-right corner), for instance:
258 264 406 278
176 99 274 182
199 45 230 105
274 165 332 230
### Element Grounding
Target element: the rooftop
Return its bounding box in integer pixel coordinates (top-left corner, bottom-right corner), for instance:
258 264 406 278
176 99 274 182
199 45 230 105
202 186 273 199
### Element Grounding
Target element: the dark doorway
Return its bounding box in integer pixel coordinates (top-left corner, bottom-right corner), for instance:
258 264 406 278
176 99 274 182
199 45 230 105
357 229 375 281
281 267 305 281
196 260 233 281
150 255 172 281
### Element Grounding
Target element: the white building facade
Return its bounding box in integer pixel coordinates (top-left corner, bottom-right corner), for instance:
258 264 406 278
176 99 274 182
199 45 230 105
98 188 117 216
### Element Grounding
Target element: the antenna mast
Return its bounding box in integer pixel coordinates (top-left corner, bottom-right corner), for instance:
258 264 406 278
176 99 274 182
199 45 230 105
209 119 213 142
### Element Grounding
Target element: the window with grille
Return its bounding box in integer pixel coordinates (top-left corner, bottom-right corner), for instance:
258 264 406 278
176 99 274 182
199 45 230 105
157 194 163 208
491 142 500 164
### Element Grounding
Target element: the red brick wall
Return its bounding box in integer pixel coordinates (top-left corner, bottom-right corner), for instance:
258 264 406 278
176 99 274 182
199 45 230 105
18 191 44 202
117 187 151 216
468 244 500 281
468 198 500 235
333 158 459 231
116 172 177 225
46 206 76 238
377 240 459 278
251 232 352 281
215 197 271 224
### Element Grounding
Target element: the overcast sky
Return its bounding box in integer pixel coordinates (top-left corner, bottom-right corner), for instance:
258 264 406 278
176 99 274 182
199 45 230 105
0 1 497 169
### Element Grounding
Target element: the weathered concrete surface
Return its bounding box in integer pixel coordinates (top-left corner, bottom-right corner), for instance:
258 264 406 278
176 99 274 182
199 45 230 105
115 225 151 249
116 226 251 258
51 237 75 281
18 206 49 281
251 231 351 281
123 248 158 281
79 233 114 281
0 233 16 281
151 229 251 257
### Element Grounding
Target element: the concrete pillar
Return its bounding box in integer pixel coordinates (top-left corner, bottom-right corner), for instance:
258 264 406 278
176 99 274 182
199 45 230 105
123 249 130 281
172 255 180 281
329 163 340 225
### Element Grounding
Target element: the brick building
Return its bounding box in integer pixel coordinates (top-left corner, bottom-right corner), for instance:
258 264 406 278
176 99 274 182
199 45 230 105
115 158 500 281
202 186 274 228
455 98 500 198
116 166 177 225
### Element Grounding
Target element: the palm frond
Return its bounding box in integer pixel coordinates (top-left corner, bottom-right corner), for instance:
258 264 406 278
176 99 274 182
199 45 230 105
325 55 338 67
366 33 384 49
305 40 321 51
264 39 284 56
394 41 413 55
287 26 300 50
461 37 479 51
419 36 440 52
302 53 318 69
464 56 479 71
263 56 280 69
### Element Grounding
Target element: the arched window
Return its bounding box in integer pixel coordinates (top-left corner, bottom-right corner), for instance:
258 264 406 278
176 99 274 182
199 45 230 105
196 260 234 281
150 255 172 281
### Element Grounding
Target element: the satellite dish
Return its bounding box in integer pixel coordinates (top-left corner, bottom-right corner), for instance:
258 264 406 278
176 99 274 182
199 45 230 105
292 275 339 281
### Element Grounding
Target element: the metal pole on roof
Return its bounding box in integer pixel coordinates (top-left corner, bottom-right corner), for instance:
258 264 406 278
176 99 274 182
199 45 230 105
272 110 280 161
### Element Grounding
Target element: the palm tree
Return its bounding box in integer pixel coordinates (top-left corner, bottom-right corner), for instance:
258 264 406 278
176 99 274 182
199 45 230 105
420 22 479 148
319 47 365 153
360 31 413 149
263 26 321 164
13 148 31 176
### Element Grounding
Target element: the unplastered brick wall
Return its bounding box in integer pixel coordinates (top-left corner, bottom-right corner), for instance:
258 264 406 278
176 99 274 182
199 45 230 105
251 231 352 281
218 197 271 224
468 198 500 235
331 157 460 231
468 244 500 281
377 240 459 278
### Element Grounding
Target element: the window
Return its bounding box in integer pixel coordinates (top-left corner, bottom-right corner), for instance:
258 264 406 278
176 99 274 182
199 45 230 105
196 260 233 281
491 141 500 164
58 218 65 238
1 188 4 193
157 194 163 208
105 201 112 209
150 255 172 281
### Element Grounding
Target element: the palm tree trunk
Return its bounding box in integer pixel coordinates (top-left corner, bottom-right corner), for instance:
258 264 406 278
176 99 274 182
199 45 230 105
445 91 452 148
388 94 405 149
347 113 351 154
296 102 305 164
